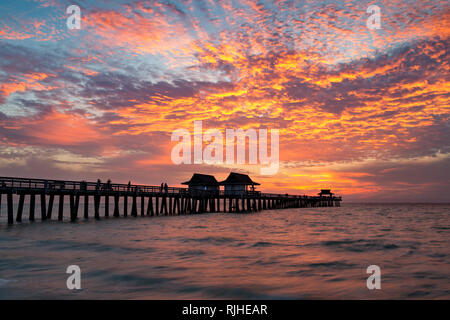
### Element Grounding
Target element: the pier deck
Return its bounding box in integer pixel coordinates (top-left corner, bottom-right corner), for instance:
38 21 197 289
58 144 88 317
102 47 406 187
0 176 342 225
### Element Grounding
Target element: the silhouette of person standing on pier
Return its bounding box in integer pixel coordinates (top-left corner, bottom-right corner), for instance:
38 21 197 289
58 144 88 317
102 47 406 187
127 181 131 191
164 183 168 193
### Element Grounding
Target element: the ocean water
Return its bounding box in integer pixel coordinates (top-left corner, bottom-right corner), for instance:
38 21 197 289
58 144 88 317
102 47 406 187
0 203 449 299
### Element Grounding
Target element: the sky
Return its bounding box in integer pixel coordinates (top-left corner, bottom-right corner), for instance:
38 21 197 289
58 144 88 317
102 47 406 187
0 0 449 202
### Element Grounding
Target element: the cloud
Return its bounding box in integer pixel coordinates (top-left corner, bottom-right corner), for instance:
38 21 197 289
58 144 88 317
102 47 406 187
0 0 448 201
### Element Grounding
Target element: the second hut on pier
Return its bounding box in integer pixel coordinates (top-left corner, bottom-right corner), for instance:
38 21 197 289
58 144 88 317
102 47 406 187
181 173 219 195
318 189 334 197
219 172 260 196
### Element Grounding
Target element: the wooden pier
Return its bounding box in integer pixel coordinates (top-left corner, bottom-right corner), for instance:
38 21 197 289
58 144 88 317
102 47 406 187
0 177 342 225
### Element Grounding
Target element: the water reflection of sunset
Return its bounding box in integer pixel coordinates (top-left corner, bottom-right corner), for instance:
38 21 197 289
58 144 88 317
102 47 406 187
0 1 448 202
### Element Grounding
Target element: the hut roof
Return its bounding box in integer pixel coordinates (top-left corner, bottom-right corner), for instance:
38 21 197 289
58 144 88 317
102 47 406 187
181 173 219 186
219 172 260 186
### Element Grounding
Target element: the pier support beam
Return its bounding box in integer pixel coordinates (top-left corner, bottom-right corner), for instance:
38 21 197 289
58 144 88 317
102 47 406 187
29 194 35 221
113 195 120 217
84 194 89 219
7 192 13 224
163 196 168 215
177 197 182 215
131 195 137 217
75 195 80 218
16 193 25 222
40 193 47 221
47 194 54 219
94 195 100 219
180 196 184 214
70 195 75 222
147 196 154 216
186 197 191 214
105 195 109 217
191 198 196 214
58 194 64 221
123 195 128 217
172 197 177 215
162 196 167 215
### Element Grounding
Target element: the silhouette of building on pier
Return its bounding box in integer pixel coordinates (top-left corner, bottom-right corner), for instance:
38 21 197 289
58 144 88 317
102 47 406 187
219 172 260 196
318 189 333 197
182 173 219 194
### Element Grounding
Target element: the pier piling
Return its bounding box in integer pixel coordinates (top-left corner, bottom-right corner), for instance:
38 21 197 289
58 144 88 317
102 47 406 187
47 194 54 219
58 194 64 221
16 193 25 223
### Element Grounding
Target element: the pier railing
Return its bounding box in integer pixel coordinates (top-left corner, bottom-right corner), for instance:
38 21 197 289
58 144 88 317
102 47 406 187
0 176 187 194
0 176 341 201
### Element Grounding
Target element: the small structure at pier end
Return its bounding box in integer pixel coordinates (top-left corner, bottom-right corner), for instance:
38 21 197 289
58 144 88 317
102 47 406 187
318 189 336 207
318 189 334 197
182 173 219 194
219 172 260 196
